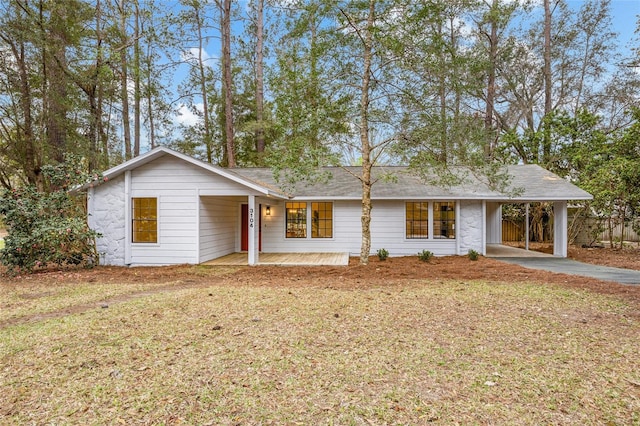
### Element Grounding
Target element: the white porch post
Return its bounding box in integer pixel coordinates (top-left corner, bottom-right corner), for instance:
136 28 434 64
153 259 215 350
554 200 568 257
248 195 258 265
486 202 502 244
525 203 530 251
124 171 132 265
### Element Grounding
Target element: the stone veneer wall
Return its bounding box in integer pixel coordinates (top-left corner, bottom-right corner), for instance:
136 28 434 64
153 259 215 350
458 200 483 255
90 175 126 265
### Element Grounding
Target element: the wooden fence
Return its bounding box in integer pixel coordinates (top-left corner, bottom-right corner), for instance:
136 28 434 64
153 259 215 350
595 220 640 243
502 220 524 242
502 220 553 243
503 217 640 244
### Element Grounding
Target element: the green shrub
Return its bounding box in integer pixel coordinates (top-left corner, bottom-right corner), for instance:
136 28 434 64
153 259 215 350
418 249 433 262
468 249 480 261
0 155 102 274
377 248 389 261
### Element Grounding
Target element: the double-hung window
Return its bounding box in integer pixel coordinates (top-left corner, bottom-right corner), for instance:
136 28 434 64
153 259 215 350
286 202 307 238
406 202 429 239
434 201 456 239
132 197 157 243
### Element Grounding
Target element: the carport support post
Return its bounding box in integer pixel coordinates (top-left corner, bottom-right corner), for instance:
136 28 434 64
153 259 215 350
248 195 258 265
525 203 529 251
554 200 568 257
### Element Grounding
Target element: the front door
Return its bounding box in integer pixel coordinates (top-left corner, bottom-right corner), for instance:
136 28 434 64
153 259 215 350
241 204 262 252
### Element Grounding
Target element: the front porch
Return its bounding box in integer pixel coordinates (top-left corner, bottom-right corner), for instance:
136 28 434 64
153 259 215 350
202 252 350 266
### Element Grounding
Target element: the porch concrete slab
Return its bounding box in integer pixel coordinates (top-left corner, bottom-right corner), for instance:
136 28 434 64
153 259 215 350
493 257 640 285
486 244 553 258
203 252 349 266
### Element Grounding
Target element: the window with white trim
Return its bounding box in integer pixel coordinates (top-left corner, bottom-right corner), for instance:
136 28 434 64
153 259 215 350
434 201 456 239
406 202 428 239
286 202 333 239
132 197 157 243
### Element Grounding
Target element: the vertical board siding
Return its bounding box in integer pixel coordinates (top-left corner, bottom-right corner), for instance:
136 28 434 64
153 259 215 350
91 174 126 265
199 196 240 262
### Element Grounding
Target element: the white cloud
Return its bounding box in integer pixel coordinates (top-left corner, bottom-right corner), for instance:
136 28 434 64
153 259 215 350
175 103 203 127
181 47 218 67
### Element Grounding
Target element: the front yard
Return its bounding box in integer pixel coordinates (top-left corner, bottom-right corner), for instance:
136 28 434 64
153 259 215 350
1 255 639 425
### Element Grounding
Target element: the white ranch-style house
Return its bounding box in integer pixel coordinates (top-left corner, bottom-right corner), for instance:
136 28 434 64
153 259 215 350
84 147 592 266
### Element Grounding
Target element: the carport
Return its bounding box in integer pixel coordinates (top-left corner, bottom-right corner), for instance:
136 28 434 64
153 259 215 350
486 201 570 257
484 166 592 257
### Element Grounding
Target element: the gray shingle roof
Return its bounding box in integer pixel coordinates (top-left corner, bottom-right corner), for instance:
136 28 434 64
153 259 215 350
234 165 592 201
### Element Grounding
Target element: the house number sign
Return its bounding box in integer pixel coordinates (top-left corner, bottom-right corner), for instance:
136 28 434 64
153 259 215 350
249 208 254 228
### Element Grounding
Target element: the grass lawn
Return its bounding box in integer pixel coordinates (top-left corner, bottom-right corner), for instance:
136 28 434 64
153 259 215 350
1 272 639 424
0 238 4 250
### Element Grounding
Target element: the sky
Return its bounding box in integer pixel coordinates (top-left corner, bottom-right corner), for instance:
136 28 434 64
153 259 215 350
588 0 638 57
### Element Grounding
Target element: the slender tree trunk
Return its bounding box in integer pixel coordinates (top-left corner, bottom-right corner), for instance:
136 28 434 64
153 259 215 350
194 5 212 163
96 0 108 168
542 0 552 165
44 1 68 164
119 0 132 160
133 1 141 157
255 0 265 159
221 0 235 167
309 14 319 149
146 48 156 150
484 0 498 160
9 40 41 187
359 0 375 265
437 19 448 164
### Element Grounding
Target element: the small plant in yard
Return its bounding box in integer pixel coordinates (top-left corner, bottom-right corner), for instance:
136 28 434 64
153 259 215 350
377 248 389 261
418 249 433 262
468 249 479 261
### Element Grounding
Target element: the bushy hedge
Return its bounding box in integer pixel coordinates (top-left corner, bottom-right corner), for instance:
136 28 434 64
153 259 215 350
0 156 101 274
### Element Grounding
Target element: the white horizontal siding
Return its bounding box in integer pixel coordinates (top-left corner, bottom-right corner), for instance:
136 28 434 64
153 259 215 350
262 200 459 257
131 155 262 195
199 196 240 262
262 200 362 254
125 155 267 266
370 200 457 256
131 191 198 265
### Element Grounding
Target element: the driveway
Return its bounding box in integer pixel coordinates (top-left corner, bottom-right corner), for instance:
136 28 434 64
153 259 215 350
494 257 640 285
486 243 640 285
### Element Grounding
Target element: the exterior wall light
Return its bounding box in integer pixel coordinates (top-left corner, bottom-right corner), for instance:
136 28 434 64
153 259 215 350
265 205 271 216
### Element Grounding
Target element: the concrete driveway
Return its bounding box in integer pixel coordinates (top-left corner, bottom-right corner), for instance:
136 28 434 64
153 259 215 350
487 244 640 285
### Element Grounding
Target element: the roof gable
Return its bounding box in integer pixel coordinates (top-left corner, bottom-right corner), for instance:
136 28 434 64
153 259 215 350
78 147 288 198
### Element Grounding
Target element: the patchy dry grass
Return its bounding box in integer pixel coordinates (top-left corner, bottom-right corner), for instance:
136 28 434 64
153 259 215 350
0 266 236 327
1 278 639 425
